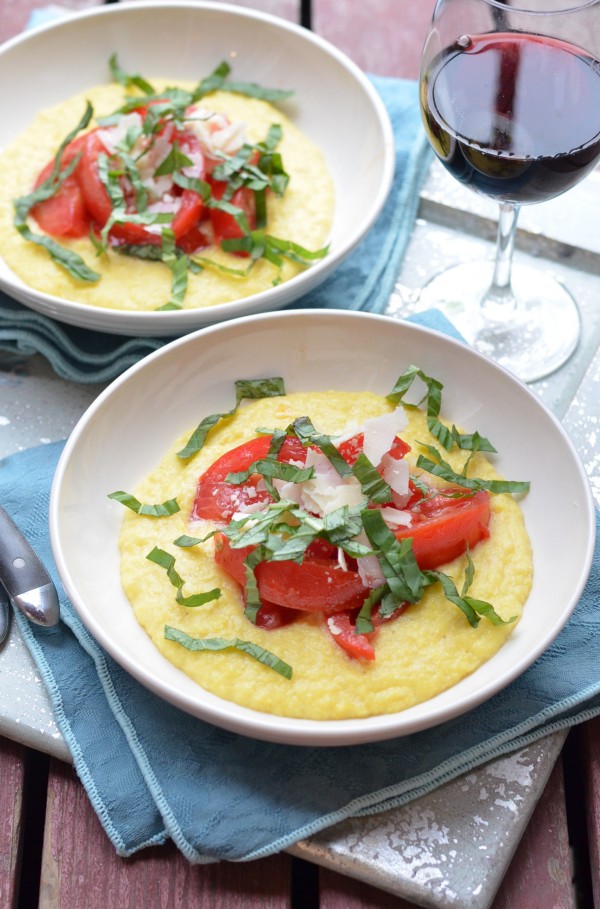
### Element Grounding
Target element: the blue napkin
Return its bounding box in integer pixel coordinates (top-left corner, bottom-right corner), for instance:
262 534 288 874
0 75 432 384
2 338 600 863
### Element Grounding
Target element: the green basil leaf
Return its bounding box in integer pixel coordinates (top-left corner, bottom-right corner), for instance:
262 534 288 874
164 625 292 679
416 447 530 495
351 452 393 504
146 547 220 607
109 53 156 95
361 509 425 602
108 490 180 516
425 570 514 627
235 377 286 405
289 417 353 479
14 226 100 283
355 586 386 634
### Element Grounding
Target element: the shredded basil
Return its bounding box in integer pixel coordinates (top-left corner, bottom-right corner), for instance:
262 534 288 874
416 443 530 495
108 491 180 517
177 377 287 460
164 625 292 679
146 547 221 607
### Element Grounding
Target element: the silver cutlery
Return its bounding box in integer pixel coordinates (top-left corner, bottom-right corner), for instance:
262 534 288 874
0 506 60 627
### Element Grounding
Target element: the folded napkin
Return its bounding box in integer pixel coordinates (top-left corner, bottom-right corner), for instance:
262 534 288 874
0 74 431 384
2 342 600 863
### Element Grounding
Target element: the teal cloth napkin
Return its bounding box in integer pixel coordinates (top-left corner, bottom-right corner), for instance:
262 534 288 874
0 75 431 383
2 419 600 862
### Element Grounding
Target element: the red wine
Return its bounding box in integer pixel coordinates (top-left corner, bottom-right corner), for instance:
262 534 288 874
421 32 600 204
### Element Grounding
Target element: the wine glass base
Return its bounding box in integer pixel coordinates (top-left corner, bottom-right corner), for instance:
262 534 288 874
414 262 580 383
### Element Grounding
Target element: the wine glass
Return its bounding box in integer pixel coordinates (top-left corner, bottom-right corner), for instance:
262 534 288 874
417 0 600 382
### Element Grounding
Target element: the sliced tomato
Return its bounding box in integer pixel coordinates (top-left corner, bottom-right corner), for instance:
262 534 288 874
325 611 376 661
394 489 491 570
192 434 308 522
337 432 410 466
172 189 203 241
209 179 256 253
30 135 91 238
75 131 112 227
214 533 369 614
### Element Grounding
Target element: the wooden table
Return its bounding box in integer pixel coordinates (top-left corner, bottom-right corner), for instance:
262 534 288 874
1 1 599 907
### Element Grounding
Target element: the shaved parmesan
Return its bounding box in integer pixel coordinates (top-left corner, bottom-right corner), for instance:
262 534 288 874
357 554 385 588
379 506 412 527
361 407 408 466
299 449 366 516
381 452 410 499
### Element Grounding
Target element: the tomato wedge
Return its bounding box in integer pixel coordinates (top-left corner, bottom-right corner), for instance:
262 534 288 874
394 489 491 570
192 434 308 522
209 179 256 254
214 533 369 613
30 134 91 238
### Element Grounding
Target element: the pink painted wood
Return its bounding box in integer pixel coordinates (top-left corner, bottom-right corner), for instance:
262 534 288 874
0 738 25 909
313 0 435 78
39 757 293 909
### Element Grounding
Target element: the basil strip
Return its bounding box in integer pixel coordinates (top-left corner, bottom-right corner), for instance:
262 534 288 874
226 459 314 487
191 60 294 103
164 625 292 679
235 377 285 405
355 586 386 634
146 547 220 607
361 509 425 602
157 229 188 310
177 378 288 460
351 453 393 504
425 570 513 627
289 417 353 478
153 140 194 177
177 409 236 460
416 445 530 495
243 547 266 622
109 53 156 95
108 490 180 517
13 227 101 282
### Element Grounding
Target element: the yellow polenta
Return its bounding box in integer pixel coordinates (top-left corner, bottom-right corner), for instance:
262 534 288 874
0 82 333 312
118 391 532 720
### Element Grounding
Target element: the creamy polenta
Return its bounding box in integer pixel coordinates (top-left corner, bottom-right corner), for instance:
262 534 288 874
0 78 333 312
117 389 532 721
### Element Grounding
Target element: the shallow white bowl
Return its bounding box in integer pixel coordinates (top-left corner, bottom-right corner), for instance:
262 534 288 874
0 1 393 336
50 310 596 745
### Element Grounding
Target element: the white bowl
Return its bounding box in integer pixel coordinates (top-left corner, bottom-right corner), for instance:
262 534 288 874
0 1 394 336
49 310 596 746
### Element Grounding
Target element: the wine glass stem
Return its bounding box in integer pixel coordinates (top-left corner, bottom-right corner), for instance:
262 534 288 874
481 202 520 321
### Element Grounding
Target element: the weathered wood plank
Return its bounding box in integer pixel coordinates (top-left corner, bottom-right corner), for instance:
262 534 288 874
319 867 416 909
581 717 600 907
490 758 574 909
313 0 435 79
0 737 26 909
39 757 292 909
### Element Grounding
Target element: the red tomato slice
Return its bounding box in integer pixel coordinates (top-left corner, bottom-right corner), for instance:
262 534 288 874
214 533 369 613
192 434 308 522
209 179 256 253
75 131 113 227
172 189 203 241
394 489 491 569
30 135 91 238
325 611 376 661
337 432 410 466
